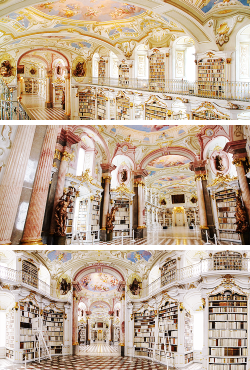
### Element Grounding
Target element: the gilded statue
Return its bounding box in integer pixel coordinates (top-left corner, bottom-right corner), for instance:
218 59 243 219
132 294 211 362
215 154 224 171
0 60 13 77
106 206 118 234
235 196 249 233
129 278 141 295
54 189 74 236
73 61 86 77
121 169 127 182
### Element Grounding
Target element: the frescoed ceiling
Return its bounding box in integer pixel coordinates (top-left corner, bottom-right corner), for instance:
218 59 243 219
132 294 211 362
147 155 191 169
123 125 176 133
34 1 145 22
79 272 119 293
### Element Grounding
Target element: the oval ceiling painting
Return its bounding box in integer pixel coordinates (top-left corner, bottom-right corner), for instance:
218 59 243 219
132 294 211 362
147 155 191 169
79 272 119 292
124 125 176 132
34 1 145 22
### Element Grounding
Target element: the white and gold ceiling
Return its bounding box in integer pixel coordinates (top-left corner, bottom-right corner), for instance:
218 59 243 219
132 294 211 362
0 0 249 63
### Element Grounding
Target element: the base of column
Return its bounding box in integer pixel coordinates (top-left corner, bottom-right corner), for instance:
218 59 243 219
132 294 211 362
120 345 125 357
87 340 90 345
54 235 67 245
20 238 43 245
241 231 250 245
135 227 147 239
45 102 53 108
200 228 209 243
100 229 107 242
72 344 79 355
64 114 70 120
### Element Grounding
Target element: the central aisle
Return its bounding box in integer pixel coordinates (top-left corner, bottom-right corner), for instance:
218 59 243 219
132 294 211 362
79 343 119 356
21 94 65 120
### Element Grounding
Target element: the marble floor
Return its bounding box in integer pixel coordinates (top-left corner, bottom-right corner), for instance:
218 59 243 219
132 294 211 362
0 356 202 370
79 343 119 356
21 94 65 120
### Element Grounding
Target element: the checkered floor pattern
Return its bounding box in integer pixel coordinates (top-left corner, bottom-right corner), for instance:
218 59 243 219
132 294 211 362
79 343 119 356
0 356 202 370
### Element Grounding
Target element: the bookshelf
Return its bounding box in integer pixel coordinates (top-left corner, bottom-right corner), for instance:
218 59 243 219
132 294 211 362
77 198 88 237
208 290 247 370
215 189 241 243
76 192 101 242
156 301 178 365
97 93 106 120
113 198 130 238
149 50 165 91
22 260 38 289
193 109 229 120
213 251 242 270
66 186 76 242
118 61 130 87
25 79 32 94
110 99 116 120
98 58 106 82
184 311 193 364
79 90 96 120
43 308 64 356
134 310 155 358
161 259 177 286
116 95 130 120
33 80 38 94
79 324 86 344
145 97 167 120
20 300 39 361
91 195 101 239
54 86 64 107
6 310 14 360
198 58 225 98
135 104 144 120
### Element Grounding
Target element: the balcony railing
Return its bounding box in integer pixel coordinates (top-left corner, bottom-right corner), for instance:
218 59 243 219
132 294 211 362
0 266 52 296
79 77 250 102
0 100 32 120
128 257 250 299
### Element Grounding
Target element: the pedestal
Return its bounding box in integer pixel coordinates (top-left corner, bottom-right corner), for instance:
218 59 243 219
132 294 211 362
54 235 67 245
135 227 147 239
72 344 79 355
107 231 113 242
121 345 125 357
100 229 107 242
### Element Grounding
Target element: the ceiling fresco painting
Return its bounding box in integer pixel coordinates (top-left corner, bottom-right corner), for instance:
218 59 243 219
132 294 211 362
127 250 152 263
79 272 119 292
147 155 191 169
47 250 72 262
124 125 176 132
34 1 145 22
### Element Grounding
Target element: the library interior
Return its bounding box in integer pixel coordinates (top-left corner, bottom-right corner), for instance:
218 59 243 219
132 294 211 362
0 0 250 120
0 124 250 246
0 249 249 370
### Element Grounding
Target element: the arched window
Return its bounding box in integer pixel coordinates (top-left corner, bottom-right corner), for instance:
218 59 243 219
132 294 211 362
110 51 118 78
173 37 195 80
236 25 250 81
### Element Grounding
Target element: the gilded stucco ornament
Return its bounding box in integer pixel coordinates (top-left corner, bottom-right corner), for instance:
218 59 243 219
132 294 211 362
0 54 16 84
208 16 244 46
54 189 74 236
235 196 249 234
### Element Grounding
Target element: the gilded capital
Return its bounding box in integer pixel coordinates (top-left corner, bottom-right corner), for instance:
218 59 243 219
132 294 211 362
62 151 74 162
232 157 246 167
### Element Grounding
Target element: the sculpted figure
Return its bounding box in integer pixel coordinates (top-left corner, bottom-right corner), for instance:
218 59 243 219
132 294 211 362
73 62 86 77
54 189 73 236
235 196 249 233
129 278 141 295
106 206 118 234
215 154 224 171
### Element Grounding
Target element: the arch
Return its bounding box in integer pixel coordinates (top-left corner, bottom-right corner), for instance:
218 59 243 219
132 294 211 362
71 125 111 163
19 54 49 68
89 301 111 311
17 48 70 67
73 263 125 282
139 146 197 169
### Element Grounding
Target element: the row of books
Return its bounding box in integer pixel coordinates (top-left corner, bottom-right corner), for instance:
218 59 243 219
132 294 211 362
209 322 247 330
210 347 247 356
209 338 247 346
209 314 247 321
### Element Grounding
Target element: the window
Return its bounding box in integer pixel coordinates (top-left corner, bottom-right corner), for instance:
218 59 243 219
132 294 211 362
138 55 146 77
176 50 184 78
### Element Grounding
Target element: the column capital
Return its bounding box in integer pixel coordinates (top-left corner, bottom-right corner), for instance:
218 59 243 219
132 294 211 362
101 163 116 173
133 169 148 178
59 128 81 147
223 139 247 156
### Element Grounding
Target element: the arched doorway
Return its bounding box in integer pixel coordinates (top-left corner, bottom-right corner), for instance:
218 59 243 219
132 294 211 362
73 264 125 356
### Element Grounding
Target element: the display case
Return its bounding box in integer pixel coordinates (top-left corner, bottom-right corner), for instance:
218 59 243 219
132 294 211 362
79 90 96 120
79 324 86 344
208 290 247 370
161 259 177 286
19 299 39 361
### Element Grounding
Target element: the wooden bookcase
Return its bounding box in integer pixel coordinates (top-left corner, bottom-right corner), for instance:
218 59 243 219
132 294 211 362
22 260 38 289
184 311 193 364
156 301 178 365
198 58 225 98
19 300 39 361
161 259 177 286
134 310 155 358
79 90 96 120
6 310 14 360
118 61 130 87
149 50 165 91
208 291 247 370
113 198 130 238
213 251 242 270
215 189 241 243
116 95 130 120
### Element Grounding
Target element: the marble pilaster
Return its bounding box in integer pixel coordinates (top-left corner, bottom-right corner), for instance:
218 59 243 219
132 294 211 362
0 125 36 244
64 67 71 119
195 176 208 229
21 125 59 245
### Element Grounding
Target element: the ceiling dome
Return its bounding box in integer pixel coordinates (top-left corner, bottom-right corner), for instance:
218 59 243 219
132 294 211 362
33 0 145 22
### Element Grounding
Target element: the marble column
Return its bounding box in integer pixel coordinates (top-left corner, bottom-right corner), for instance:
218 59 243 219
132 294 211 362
134 170 148 238
45 69 53 108
195 175 208 236
21 125 59 245
0 125 36 245
109 311 114 344
233 157 250 221
50 148 73 235
86 311 91 345
100 163 116 241
72 284 79 355
120 293 125 357
64 67 71 119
